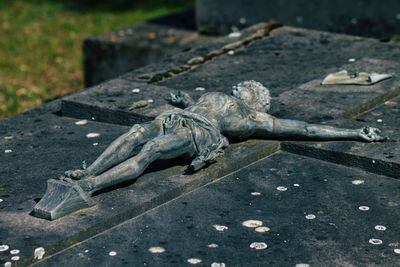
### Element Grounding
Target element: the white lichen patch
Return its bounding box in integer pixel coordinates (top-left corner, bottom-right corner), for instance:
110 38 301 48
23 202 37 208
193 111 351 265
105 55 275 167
228 32 241 38
251 192 261 196
213 225 228 231
4 149 12 153
148 247 165 253
352 180 364 185
250 242 268 250
276 186 287 191
75 120 88 125
242 220 263 228
86 133 100 138
369 239 383 245
34 247 45 260
132 88 140 93
207 243 219 248
187 258 202 264
195 87 205 91
394 248 400 254
374 225 387 231
11 256 20 261
10 249 19 254
109 251 117 256
255 226 270 233
211 262 225 267
0 245 9 252
305 214 316 220
359 206 370 211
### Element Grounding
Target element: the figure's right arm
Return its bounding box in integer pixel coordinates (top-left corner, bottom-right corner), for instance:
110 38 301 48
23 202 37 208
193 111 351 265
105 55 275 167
170 91 195 108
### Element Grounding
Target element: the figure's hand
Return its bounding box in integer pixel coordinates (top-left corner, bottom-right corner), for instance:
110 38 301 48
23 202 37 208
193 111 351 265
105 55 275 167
170 91 194 108
64 169 88 180
358 126 388 142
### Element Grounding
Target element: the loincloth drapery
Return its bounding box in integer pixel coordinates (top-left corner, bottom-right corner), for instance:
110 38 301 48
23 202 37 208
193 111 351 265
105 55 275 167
156 109 229 168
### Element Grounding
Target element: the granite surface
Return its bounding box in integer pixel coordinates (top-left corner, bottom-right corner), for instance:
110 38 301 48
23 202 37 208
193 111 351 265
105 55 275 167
1 25 399 266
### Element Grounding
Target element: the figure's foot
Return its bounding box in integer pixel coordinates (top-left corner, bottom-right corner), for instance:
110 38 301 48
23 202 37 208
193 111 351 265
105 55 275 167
33 178 96 220
64 169 89 180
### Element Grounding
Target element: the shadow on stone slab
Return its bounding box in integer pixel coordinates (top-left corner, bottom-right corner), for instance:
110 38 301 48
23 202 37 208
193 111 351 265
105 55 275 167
33 179 96 221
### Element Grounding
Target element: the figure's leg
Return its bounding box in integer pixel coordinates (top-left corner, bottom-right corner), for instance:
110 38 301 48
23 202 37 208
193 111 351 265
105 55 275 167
65 121 162 179
78 128 194 195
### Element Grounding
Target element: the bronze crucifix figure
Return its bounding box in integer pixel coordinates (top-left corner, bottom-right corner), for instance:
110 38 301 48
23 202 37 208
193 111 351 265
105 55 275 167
33 81 387 220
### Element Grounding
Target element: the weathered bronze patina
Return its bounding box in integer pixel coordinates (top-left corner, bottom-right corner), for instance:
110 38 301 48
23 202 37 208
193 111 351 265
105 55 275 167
33 81 387 220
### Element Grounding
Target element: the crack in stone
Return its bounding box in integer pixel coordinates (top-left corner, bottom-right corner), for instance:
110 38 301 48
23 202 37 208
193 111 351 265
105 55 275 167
137 22 283 84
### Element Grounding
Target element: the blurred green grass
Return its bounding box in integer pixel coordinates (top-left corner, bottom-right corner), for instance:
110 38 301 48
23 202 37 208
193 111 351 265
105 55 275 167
0 0 193 118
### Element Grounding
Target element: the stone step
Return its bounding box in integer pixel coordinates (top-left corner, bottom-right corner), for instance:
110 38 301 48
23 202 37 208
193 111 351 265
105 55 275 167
35 152 400 266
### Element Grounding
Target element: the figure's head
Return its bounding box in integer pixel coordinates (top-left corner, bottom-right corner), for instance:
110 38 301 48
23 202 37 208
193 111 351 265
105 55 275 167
231 80 271 112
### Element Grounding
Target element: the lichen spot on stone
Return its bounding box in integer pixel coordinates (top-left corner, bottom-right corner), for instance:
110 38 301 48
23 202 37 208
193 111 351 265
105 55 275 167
34 247 45 260
242 220 263 228
10 249 19 255
250 242 267 250
213 224 228 231
359 206 370 211
187 258 202 264
75 120 88 125
369 239 383 245
148 247 165 253
86 133 100 138
305 214 316 220
374 225 387 231
255 226 270 233
108 251 117 256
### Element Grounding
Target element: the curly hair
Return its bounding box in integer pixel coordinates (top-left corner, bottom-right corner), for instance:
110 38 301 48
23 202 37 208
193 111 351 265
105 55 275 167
231 80 271 112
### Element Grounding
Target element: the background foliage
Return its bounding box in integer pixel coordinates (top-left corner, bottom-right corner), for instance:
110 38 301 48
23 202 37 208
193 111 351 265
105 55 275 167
0 0 193 118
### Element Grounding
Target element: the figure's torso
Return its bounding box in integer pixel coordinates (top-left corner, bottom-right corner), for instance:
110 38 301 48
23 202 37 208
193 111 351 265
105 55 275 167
186 92 256 138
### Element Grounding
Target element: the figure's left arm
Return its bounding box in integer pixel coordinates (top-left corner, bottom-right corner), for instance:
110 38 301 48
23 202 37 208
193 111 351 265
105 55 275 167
251 112 388 142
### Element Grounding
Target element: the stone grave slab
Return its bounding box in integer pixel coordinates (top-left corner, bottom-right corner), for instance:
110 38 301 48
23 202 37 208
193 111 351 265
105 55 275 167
61 79 177 125
64 26 400 127
157 27 400 119
84 8 218 86
34 152 400 266
0 103 279 265
282 96 400 179
1 24 400 266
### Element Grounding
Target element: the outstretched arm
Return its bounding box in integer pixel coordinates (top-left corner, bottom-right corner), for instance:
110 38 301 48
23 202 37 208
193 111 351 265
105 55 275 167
170 91 195 108
250 112 387 142
273 118 387 141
